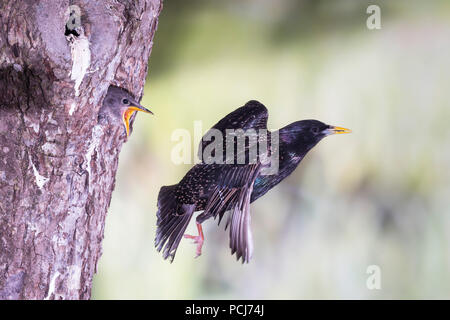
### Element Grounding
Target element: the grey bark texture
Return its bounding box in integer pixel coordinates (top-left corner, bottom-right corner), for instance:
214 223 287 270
0 0 162 299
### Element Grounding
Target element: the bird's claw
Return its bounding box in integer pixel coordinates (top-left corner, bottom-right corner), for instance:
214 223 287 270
184 234 204 258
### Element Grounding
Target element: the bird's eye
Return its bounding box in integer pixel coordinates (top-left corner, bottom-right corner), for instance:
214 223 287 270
311 127 319 134
122 98 129 105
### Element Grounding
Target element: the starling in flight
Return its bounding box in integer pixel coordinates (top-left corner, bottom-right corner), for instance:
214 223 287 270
100 85 153 137
155 100 350 263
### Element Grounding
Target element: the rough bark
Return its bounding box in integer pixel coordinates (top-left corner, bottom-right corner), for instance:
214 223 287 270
0 0 162 299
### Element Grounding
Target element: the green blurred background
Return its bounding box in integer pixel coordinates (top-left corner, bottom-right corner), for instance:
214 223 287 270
93 0 450 299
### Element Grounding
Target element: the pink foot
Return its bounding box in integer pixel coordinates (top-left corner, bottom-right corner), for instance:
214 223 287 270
184 223 204 258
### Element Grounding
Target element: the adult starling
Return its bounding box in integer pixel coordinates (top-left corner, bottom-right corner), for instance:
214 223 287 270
155 100 350 263
99 85 153 137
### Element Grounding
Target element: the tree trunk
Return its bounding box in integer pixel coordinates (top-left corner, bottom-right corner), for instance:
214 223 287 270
0 0 162 299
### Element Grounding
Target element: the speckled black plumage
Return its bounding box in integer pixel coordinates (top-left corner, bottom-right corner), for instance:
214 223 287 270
155 100 349 263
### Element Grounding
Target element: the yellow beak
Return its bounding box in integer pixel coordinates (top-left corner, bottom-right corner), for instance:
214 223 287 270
122 105 153 137
328 126 352 135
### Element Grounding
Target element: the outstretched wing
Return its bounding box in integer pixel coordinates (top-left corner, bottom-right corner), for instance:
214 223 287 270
196 163 261 263
198 100 269 161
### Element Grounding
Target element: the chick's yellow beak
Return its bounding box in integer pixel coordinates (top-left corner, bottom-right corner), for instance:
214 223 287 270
122 105 153 137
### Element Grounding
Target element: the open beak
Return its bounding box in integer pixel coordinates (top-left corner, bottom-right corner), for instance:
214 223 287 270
122 104 153 137
325 125 352 135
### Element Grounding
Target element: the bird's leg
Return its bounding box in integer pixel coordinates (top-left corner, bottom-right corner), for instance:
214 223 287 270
184 223 204 258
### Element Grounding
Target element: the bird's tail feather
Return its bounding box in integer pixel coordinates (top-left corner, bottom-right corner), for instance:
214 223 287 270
155 185 195 262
